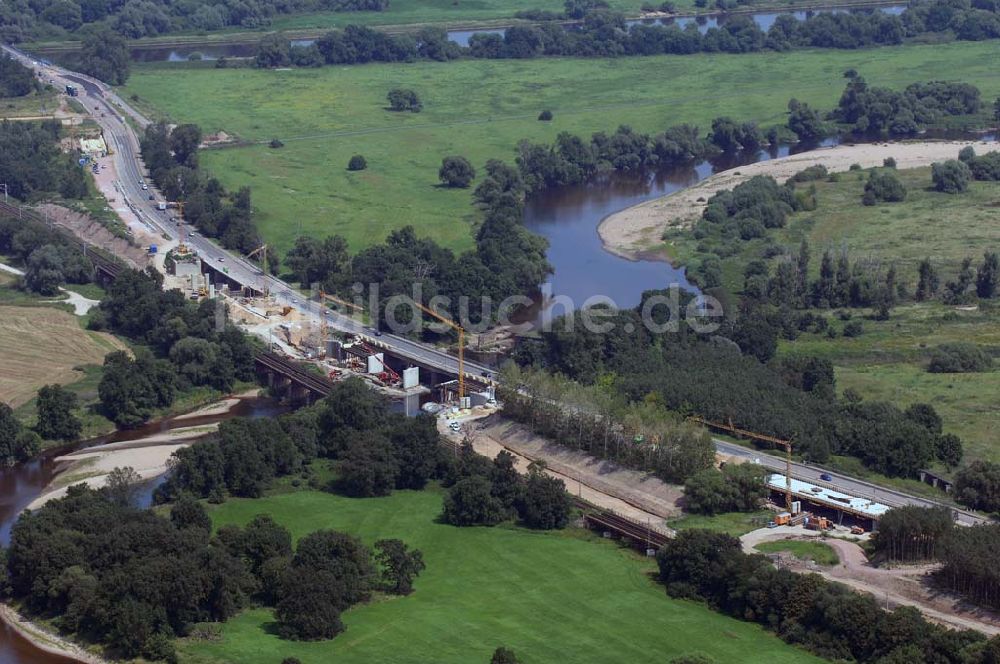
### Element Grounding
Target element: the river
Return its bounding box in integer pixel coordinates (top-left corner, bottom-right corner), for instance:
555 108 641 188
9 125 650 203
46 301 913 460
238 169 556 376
126 4 905 61
0 396 284 664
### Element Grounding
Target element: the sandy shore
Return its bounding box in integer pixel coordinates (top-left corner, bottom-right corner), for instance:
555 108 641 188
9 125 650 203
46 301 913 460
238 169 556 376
0 604 108 664
599 138 998 260
172 388 261 421
26 424 217 510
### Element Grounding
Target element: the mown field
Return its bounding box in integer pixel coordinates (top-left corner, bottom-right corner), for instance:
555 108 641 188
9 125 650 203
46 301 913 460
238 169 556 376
180 484 822 664
121 41 1000 255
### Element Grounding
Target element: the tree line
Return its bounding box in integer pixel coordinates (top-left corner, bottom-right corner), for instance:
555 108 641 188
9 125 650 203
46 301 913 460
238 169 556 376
91 267 258 427
870 505 1000 616
156 376 573 531
157 378 450 502
512 288 963 477
656 527 997 663
253 0 1000 70
0 213 97 296
5 479 422 660
0 119 88 203
500 364 716 484
140 122 261 255
0 53 36 96
0 0 388 42
282 159 550 330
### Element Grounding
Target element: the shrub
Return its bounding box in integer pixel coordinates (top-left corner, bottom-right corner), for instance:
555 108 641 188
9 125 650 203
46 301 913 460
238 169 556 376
967 151 1000 181
931 160 971 193
787 164 828 183
843 320 864 337
347 154 367 171
958 146 976 163
538 110 553 121
864 169 907 203
269 138 284 148
883 156 896 168
438 155 476 188
928 343 992 373
386 88 422 112
849 163 862 171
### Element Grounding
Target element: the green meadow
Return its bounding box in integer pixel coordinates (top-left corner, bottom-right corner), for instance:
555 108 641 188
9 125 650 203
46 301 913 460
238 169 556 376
179 484 822 664
122 40 1000 254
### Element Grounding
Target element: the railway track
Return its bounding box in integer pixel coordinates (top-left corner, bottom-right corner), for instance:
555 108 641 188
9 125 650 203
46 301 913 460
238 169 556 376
0 200 124 280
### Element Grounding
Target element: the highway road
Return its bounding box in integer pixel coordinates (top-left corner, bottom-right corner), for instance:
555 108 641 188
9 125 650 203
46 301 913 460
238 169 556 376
1 44 493 383
5 44 990 526
715 439 988 526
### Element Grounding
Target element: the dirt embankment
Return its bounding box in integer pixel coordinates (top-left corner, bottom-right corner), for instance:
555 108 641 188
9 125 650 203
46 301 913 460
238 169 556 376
34 203 150 268
599 138 998 261
466 415 683 528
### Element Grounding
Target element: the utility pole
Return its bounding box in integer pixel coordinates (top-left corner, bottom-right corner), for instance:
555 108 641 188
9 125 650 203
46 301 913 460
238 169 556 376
1 183 7 203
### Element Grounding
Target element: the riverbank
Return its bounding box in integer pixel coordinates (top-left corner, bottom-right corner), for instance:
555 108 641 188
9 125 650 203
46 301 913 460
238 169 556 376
0 604 106 664
21 0 907 53
25 424 217 510
598 138 998 261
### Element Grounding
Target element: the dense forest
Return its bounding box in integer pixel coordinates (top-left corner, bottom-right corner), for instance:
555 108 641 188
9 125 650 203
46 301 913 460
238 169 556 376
140 122 261 254
0 53 36 96
657 527 998 663
253 0 1000 70
511 282 963 479
90 267 259 426
0 119 88 202
6 478 422 659
0 0 389 42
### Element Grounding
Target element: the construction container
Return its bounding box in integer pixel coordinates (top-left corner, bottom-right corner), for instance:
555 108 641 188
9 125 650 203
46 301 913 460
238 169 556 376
774 512 791 526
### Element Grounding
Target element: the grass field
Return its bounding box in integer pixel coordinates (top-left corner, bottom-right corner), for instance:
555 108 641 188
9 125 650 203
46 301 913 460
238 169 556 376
0 89 60 120
661 159 1000 465
180 485 821 664
667 510 775 536
756 539 839 566
121 40 1000 255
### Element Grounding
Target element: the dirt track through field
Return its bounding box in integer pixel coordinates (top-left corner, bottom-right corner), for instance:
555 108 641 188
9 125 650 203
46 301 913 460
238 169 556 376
0 306 126 407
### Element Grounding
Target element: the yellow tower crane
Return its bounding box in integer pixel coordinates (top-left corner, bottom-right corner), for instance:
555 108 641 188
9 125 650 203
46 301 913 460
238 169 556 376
412 301 466 403
689 416 795 513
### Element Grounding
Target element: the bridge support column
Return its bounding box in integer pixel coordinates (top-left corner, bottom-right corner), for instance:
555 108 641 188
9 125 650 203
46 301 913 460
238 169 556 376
404 391 421 418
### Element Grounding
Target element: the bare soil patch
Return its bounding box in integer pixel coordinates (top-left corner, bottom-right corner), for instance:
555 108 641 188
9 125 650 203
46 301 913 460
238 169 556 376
34 203 149 268
470 415 683 524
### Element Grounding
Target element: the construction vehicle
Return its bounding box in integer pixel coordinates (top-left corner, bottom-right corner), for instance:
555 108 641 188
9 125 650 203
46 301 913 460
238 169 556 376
850 525 865 535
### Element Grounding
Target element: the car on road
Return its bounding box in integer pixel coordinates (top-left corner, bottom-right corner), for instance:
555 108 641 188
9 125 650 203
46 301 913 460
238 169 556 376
147 195 154 201
820 473 833 482
217 257 225 262
449 422 461 432
142 184 148 190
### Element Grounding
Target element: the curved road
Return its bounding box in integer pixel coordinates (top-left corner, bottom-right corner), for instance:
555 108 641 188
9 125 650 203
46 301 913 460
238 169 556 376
4 43 989 528
2 44 492 383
